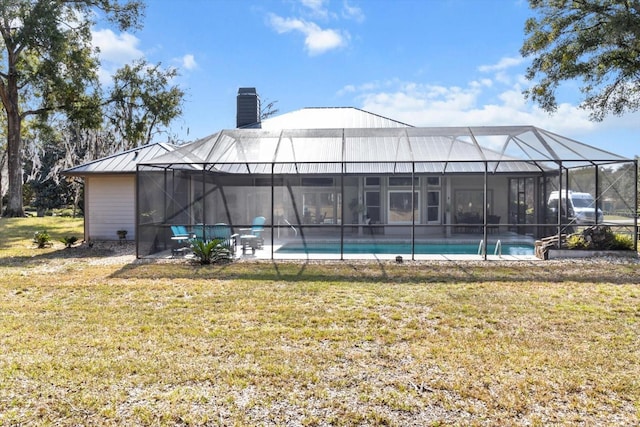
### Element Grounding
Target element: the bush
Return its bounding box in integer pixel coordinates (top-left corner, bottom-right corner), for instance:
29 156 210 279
33 230 52 248
566 234 589 249
60 236 79 248
190 238 233 265
611 233 634 250
568 225 635 251
55 208 76 217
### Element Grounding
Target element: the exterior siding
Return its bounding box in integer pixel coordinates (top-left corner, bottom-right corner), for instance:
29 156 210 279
86 175 135 241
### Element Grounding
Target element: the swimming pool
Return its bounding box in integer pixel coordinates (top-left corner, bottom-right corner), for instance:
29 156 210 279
276 242 535 256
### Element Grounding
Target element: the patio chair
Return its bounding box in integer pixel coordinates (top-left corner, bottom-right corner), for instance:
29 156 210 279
210 223 239 255
191 224 206 242
170 225 194 256
239 216 266 254
171 225 192 240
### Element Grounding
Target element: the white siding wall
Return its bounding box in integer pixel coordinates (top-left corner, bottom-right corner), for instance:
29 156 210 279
86 175 135 240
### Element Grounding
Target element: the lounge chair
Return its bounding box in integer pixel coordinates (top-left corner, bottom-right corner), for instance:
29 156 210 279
239 216 266 254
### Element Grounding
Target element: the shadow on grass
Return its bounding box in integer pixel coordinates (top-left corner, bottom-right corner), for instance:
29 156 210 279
0 217 84 252
108 258 640 285
0 244 128 267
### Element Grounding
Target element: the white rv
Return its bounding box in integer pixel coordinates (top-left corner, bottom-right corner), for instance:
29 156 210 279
547 191 604 224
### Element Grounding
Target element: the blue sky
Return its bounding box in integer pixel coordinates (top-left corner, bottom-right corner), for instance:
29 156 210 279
92 0 640 159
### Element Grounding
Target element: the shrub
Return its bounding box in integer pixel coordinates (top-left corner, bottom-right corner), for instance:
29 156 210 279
55 208 76 217
566 234 589 249
568 225 635 251
611 233 634 250
33 230 51 248
60 236 79 248
190 238 233 265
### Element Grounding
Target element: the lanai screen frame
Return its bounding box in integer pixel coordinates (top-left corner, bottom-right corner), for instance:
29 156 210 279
136 127 638 259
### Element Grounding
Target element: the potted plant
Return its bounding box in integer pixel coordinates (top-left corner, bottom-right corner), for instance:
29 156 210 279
117 229 128 240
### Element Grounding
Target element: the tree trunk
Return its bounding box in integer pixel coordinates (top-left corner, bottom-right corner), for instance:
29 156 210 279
4 110 24 217
0 150 6 211
3 87 24 217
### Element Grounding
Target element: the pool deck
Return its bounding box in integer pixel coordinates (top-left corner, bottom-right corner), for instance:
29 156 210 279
162 232 541 262
238 243 539 262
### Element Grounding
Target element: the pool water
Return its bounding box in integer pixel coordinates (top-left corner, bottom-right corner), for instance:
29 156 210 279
276 242 534 255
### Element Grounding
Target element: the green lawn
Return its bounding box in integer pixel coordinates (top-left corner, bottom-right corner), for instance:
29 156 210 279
0 217 639 425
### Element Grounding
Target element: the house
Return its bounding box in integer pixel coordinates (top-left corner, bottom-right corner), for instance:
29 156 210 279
65 88 637 259
63 142 176 241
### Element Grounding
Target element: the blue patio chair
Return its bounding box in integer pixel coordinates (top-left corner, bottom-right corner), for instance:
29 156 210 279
240 216 266 254
170 225 194 256
209 223 239 254
191 224 205 242
171 225 191 240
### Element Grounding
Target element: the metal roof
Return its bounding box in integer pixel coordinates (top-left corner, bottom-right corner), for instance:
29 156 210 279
63 142 176 176
142 126 631 174
259 107 412 129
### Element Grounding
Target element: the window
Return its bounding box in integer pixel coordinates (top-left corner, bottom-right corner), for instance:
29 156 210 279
301 177 334 186
455 190 492 217
365 191 380 223
427 177 440 186
427 190 440 223
388 191 419 224
365 177 380 187
389 176 419 186
255 177 284 186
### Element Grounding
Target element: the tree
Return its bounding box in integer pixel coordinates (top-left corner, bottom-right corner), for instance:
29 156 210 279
260 99 279 121
521 0 640 120
24 123 72 216
0 0 144 217
106 59 184 150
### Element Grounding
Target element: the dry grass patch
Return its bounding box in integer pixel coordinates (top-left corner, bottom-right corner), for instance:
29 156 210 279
0 218 639 425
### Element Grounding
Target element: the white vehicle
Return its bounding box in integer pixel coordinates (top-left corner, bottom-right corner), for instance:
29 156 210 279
547 191 604 224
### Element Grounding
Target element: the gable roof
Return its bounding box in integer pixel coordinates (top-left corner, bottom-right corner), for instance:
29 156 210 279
259 107 412 129
63 142 176 176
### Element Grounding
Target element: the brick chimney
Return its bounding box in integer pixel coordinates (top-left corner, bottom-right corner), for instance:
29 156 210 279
236 87 261 128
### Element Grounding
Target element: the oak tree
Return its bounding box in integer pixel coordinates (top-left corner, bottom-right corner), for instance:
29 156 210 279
0 0 143 217
521 0 640 120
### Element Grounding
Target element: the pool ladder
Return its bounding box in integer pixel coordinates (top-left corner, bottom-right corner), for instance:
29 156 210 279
478 239 502 257
283 219 298 237
478 239 485 256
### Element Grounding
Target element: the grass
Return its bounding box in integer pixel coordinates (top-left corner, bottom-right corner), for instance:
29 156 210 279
0 217 639 425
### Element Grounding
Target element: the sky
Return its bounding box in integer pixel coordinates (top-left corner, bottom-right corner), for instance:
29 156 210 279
92 0 640 159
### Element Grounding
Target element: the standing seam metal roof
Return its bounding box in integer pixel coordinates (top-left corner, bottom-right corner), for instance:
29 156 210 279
63 142 177 176
142 126 631 174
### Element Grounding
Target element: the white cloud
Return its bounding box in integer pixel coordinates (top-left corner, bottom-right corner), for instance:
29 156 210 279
337 55 625 141
342 1 365 23
478 56 525 73
300 0 329 19
92 28 144 84
337 84 356 96
181 54 197 70
268 14 348 55
92 28 143 64
348 77 599 139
